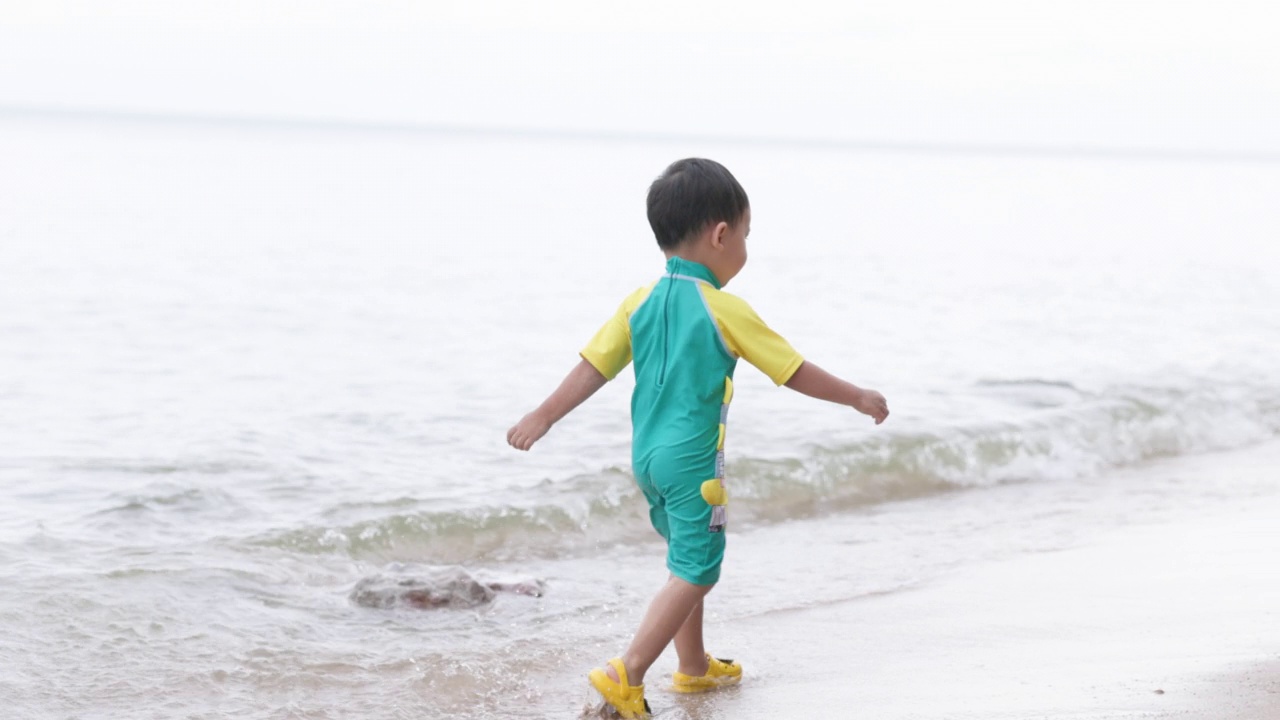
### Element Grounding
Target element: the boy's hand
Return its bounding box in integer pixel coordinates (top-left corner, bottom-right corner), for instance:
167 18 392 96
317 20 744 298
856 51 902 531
505 359 610 452
784 361 889 425
852 388 889 425
507 412 552 451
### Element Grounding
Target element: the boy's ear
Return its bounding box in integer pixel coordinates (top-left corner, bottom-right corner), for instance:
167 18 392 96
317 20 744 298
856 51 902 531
709 221 729 250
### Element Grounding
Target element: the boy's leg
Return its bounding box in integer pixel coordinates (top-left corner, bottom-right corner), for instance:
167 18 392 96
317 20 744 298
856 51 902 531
608 575 714 685
672 597 711 677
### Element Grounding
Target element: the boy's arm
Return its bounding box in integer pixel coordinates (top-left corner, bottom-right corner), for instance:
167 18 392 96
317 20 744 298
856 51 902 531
784 360 889 424
705 291 888 424
508 283 649 451
507 359 609 451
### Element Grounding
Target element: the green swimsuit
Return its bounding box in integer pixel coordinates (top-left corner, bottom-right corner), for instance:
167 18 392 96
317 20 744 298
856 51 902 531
581 257 803 585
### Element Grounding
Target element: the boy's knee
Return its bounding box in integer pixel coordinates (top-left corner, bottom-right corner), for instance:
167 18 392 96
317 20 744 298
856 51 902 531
669 574 717 594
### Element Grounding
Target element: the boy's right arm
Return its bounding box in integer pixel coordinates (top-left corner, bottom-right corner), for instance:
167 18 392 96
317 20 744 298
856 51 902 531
507 359 608 450
784 361 889 424
708 292 888 424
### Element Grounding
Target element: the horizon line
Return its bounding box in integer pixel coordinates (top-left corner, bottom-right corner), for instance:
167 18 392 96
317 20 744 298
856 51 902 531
4 104 1280 165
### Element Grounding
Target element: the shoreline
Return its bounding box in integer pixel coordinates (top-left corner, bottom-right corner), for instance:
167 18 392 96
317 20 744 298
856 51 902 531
634 441 1280 719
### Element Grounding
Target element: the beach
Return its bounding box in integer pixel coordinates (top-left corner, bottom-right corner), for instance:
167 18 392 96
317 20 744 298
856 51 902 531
1 111 1278 719
554 442 1280 720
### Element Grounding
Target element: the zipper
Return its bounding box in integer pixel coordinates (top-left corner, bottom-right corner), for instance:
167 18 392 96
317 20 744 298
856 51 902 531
656 277 673 387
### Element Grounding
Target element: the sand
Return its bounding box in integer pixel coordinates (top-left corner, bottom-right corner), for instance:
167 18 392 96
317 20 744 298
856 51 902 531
1172 659 1280 720
635 444 1280 720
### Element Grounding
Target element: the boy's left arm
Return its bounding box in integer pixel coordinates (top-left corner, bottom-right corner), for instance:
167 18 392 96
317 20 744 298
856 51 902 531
507 359 608 451
508 284 646 451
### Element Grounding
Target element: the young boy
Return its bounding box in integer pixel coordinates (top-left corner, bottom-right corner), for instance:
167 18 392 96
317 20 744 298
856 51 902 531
507 158 889 718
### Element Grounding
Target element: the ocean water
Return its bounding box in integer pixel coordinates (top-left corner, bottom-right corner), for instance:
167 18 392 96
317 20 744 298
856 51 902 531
1 111 1279 719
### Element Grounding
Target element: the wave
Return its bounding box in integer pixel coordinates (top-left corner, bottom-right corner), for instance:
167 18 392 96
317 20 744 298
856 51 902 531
254 381 1280 563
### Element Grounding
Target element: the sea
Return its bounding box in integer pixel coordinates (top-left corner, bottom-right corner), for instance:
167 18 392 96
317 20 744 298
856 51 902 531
1 109 1278 719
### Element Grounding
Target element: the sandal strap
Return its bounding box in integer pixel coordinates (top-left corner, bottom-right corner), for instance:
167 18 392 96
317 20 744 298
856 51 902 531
607 657 633 688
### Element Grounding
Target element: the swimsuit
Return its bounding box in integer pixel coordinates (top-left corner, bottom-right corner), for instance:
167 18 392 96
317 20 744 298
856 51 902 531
581 257 803 585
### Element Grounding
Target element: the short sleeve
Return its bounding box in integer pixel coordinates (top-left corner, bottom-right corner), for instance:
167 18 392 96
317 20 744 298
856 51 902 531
579 284 652 380
705 289 804 385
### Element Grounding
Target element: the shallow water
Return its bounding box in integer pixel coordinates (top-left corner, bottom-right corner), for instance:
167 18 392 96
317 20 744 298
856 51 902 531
1 110 1278 718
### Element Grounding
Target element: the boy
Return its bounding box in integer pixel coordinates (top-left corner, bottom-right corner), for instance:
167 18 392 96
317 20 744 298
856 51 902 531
507 158 888 717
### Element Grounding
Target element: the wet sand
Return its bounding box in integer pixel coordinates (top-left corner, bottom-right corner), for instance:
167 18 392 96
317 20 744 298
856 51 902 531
1171 659 1280 720
635 443 1280 720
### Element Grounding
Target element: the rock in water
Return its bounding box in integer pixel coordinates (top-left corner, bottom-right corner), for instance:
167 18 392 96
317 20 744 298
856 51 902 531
349 566 544 609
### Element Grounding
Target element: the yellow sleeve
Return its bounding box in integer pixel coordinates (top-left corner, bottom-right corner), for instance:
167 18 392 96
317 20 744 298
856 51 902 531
703 287 804 385
579 284 653 380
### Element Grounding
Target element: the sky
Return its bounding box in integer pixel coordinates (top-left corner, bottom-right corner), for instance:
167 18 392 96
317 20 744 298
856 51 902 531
1 0 1278 152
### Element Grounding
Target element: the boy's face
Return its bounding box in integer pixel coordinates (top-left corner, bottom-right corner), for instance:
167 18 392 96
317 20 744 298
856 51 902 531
718 207 751 285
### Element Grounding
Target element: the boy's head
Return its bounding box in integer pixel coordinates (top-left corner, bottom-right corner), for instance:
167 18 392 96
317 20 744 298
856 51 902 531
647 158 751 286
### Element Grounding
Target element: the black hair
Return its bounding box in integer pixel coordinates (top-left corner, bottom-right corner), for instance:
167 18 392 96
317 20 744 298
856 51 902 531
646 158 750 250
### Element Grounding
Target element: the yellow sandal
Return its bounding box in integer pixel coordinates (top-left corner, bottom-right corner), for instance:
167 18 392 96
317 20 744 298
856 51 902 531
671 653 742 693
588 658 650 718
